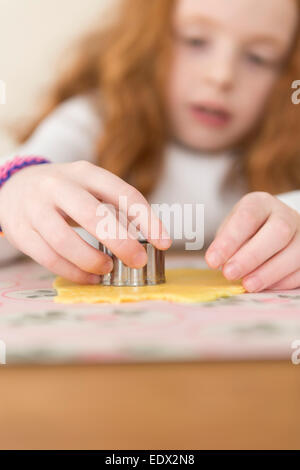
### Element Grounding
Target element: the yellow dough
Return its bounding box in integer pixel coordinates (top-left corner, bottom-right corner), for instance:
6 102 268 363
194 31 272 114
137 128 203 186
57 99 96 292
53 268 245 304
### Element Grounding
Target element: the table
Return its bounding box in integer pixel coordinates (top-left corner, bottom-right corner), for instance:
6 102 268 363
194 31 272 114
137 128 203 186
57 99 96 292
0 254 300 449
0 361 299 450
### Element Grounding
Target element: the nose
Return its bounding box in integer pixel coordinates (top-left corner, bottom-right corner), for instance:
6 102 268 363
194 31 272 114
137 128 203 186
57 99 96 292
203 41 237 91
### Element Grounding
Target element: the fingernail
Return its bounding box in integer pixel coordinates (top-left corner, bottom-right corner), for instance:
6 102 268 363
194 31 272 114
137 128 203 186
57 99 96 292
159 238 172 249
206 250 222 268
133 250 148 268
244 276 261 292
88 275 101 285
103 259 114 273
224 262 241 280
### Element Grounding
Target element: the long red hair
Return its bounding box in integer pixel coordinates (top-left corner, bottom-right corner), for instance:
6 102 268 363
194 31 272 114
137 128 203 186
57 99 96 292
18 0 300 196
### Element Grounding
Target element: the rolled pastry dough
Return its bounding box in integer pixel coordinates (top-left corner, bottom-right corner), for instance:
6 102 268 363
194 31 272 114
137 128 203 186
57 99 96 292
53 268 245 304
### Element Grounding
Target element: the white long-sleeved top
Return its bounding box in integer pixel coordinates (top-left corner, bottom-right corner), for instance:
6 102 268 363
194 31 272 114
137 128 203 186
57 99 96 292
0 93 299 263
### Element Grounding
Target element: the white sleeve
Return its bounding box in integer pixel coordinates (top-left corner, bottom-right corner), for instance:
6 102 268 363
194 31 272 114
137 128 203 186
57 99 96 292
0 92 102 263
0 92 102 166
276 190 300 213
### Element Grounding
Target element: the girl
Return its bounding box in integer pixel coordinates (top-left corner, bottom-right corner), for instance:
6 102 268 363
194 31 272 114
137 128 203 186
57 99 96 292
0 0 299 293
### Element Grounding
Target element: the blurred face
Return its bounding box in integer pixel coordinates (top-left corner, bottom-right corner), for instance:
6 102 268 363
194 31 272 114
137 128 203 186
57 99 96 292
167 0 298 152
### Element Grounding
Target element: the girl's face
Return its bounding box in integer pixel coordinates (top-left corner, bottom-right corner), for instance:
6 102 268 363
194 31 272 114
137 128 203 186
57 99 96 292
167 0 298 152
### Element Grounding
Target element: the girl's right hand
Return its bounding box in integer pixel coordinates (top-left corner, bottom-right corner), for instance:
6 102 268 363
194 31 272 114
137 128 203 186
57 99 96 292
0 160 172 284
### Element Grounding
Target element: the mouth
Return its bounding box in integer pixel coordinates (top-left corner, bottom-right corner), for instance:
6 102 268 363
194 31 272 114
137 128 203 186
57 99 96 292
190 102 232 128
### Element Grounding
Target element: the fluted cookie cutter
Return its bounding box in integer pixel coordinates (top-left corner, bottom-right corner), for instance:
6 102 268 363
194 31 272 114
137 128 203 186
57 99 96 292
98 239 166 287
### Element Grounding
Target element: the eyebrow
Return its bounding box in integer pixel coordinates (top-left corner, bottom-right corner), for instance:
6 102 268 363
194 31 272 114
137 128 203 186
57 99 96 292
175 14 219 29
247 34 284 48
176 14 285 48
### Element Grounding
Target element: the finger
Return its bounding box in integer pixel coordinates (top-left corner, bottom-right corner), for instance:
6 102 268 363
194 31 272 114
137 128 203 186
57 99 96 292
23 228 101 285
32 207 114 275
205 198 271 269
242 232 300 292
268 269 300 291
52 181 149 269
223 214 296 280
70 161 172 250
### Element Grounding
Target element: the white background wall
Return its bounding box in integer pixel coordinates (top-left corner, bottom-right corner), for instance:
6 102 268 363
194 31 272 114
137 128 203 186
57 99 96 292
0 0 116 154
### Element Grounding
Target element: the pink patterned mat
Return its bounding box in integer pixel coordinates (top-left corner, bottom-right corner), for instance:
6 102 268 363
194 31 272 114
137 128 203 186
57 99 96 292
0 254 300 365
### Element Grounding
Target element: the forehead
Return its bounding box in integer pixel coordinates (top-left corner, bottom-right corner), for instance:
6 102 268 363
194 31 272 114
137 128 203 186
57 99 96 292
174 0 298 46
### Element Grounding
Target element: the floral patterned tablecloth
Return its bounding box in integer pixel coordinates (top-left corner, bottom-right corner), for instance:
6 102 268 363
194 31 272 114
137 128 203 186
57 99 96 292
0 254 299 365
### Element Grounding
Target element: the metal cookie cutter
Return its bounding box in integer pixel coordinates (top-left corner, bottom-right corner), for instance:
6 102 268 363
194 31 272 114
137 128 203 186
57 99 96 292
98 239 166 287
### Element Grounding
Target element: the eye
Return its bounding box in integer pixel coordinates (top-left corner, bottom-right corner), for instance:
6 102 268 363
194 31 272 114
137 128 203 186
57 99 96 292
176 33 208 49
185 37 208 48
247 52 270 67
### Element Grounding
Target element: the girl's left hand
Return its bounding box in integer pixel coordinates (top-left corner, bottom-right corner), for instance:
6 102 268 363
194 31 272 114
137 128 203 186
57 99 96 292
205 192 300 292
